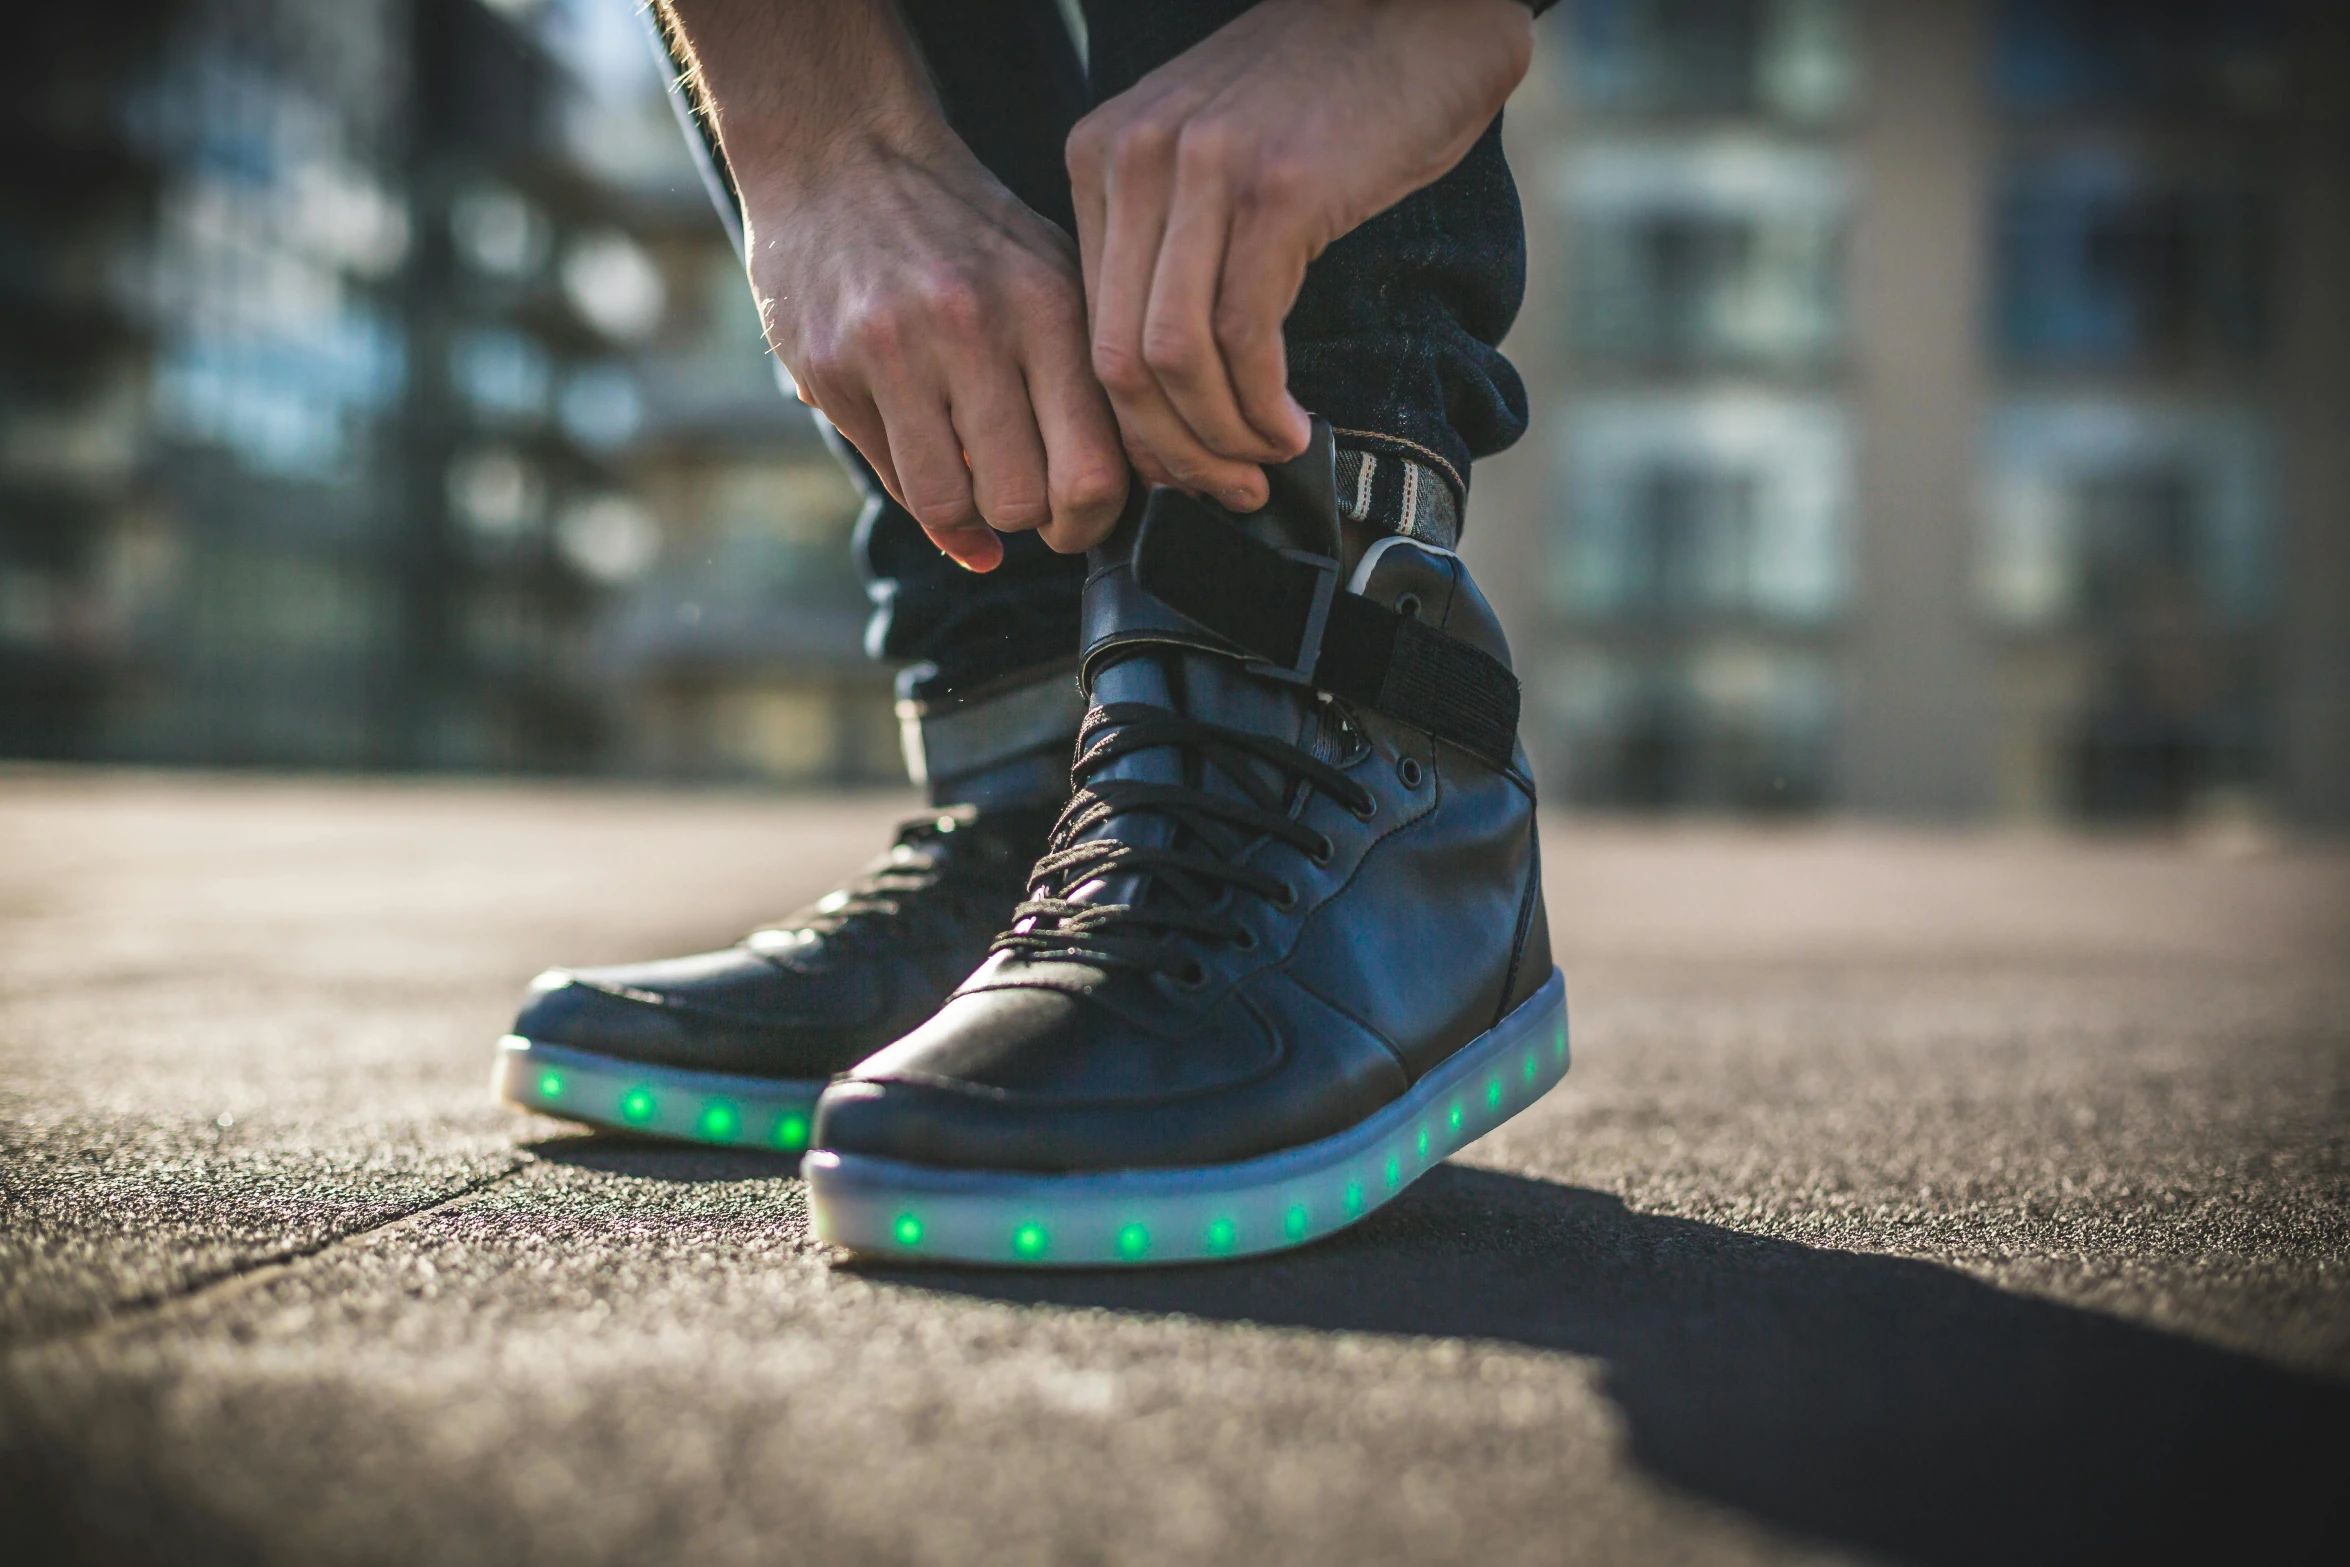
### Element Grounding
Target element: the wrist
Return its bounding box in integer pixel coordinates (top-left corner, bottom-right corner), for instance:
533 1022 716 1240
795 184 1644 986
733 103 961 212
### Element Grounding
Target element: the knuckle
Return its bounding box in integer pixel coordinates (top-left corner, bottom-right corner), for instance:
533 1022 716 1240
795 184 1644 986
1238 157 1310 210
1091 341 1153 396
1006 260 1080 318
1065 115 1110 178
909 490 977 533
918 275 987 336
1057 462 1128 517
1141 323 1207 379
1109 119 1176 180
988 493 1051 532
845 301 908 359
1175 122 1236 176
1210 303 1267 353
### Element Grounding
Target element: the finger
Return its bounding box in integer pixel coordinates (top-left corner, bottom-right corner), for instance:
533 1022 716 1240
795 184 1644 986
1142 143 1292 465
1085 122 1268 512
1065 117 1111 313
1212 208 1314 459
811 386 906 512
871 381 1002 573
1023 323 1131 553
1128 442 1179 492
944 352 1053 537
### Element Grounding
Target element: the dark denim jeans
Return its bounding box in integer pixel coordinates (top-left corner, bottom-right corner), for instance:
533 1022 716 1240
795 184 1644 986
668 0 1531 702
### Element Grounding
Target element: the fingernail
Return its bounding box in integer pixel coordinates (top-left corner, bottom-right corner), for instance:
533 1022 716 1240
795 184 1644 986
947 538 1002 573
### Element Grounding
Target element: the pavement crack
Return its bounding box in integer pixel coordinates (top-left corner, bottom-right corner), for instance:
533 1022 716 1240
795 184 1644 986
26 1160 530 1349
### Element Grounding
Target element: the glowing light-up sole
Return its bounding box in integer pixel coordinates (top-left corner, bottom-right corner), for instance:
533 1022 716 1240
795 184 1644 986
493 1036 819 1153
806 969 1568 1266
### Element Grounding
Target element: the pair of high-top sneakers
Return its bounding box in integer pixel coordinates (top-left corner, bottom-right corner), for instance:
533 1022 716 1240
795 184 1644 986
494 425 1567 1265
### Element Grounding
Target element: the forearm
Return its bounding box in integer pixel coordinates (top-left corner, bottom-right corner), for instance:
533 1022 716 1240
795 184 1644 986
653 0 951 205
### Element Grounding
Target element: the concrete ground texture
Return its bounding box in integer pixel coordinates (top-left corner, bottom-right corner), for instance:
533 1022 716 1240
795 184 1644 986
1 769 2345 1566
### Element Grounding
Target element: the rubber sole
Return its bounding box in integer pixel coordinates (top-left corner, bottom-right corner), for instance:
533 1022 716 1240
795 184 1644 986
804 968 1569 1266
493 1035 823 1153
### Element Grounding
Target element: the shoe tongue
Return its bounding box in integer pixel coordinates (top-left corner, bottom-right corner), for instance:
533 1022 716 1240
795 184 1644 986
1052 424 1345 918
1069 647 1318 913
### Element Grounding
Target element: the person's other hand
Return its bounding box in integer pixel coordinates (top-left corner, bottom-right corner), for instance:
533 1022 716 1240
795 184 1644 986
746 132 1129 569
1065 0 1533 512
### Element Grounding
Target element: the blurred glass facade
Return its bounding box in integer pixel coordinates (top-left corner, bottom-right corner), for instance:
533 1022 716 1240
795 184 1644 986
1979 0 2288 822
0 0 889 782
1543 0 1862 812
1528 0 2343 824
6 0 2342 820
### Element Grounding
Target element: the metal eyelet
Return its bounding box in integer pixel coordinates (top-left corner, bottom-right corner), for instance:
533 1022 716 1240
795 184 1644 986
1349 793 1378 821
1309 832 1335 867
1395 592 1422 621
1272 882 1300 912
1232 926 1259 951
1397 756 1425 790
1174 961 1209 990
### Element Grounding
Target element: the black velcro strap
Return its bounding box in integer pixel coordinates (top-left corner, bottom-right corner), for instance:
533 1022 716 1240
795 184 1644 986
1131 491 1521 770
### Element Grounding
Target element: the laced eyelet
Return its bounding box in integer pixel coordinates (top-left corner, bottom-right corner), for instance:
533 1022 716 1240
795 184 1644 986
1176 961 1209 989
1349 793 1378 821
1232 926 1259 951
1395 592 1422 621
1272 882 1300 911
1397 756 1425 790
1309 833 1335 867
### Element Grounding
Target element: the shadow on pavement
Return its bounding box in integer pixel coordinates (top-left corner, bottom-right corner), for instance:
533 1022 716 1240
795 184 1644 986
862 1164 2350 1567
523 1133 802 1183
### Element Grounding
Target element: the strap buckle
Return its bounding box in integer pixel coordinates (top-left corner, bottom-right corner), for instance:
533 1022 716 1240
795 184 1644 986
1243 549 1340 687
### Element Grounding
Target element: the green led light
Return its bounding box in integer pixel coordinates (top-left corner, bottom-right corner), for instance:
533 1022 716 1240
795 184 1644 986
1384 1155 1402 1188
1414 1127 1429 1159
1012 1222 1049 1259
698 1100 740 1141
893 1212 923 1247
620 1086 656 1124
1486 1077 1504 1112
536 1070 565 1099
1116 1223 1151 1260
1447 1101 1464 1133
1284 1204 1310 1241
1205 1216 1237 1254
773 1113 809 1151
1523 1052 1539 1084
1343 1181 1364 1217
1554 1023 1567 1062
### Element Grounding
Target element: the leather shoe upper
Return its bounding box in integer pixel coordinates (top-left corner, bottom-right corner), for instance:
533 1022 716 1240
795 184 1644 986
513 805 1055 1080
813 428 1550 1173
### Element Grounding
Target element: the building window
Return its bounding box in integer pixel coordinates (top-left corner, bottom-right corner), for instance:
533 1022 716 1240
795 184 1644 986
1555 395 1851 627
1565 140 1851 371
1993 0 2286 118
1996 149 2270 373
1567 0 1861 123
1980 400 2270 819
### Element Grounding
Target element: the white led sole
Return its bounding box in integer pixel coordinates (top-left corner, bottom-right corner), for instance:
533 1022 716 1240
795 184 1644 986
494 1035 822 1153
805 969 1569 1266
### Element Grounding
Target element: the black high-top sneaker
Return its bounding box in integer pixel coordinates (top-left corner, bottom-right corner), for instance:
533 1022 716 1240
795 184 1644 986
494 667 1083 1151
804 424 1566 1263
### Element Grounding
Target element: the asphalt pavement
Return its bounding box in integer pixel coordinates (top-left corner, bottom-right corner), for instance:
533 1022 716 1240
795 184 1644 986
2 769 2346 1566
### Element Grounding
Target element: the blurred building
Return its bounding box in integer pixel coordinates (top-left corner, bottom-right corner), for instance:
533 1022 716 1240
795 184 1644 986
0 0 887 782
7 0 2344 822
1478 0 2349 826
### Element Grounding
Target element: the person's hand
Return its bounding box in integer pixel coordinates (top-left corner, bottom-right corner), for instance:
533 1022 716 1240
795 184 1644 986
1065 0 1533 512
745 132 1129 570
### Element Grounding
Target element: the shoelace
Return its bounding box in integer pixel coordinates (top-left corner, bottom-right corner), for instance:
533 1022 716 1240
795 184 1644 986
756 816 1011 953
991 702 1375 981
